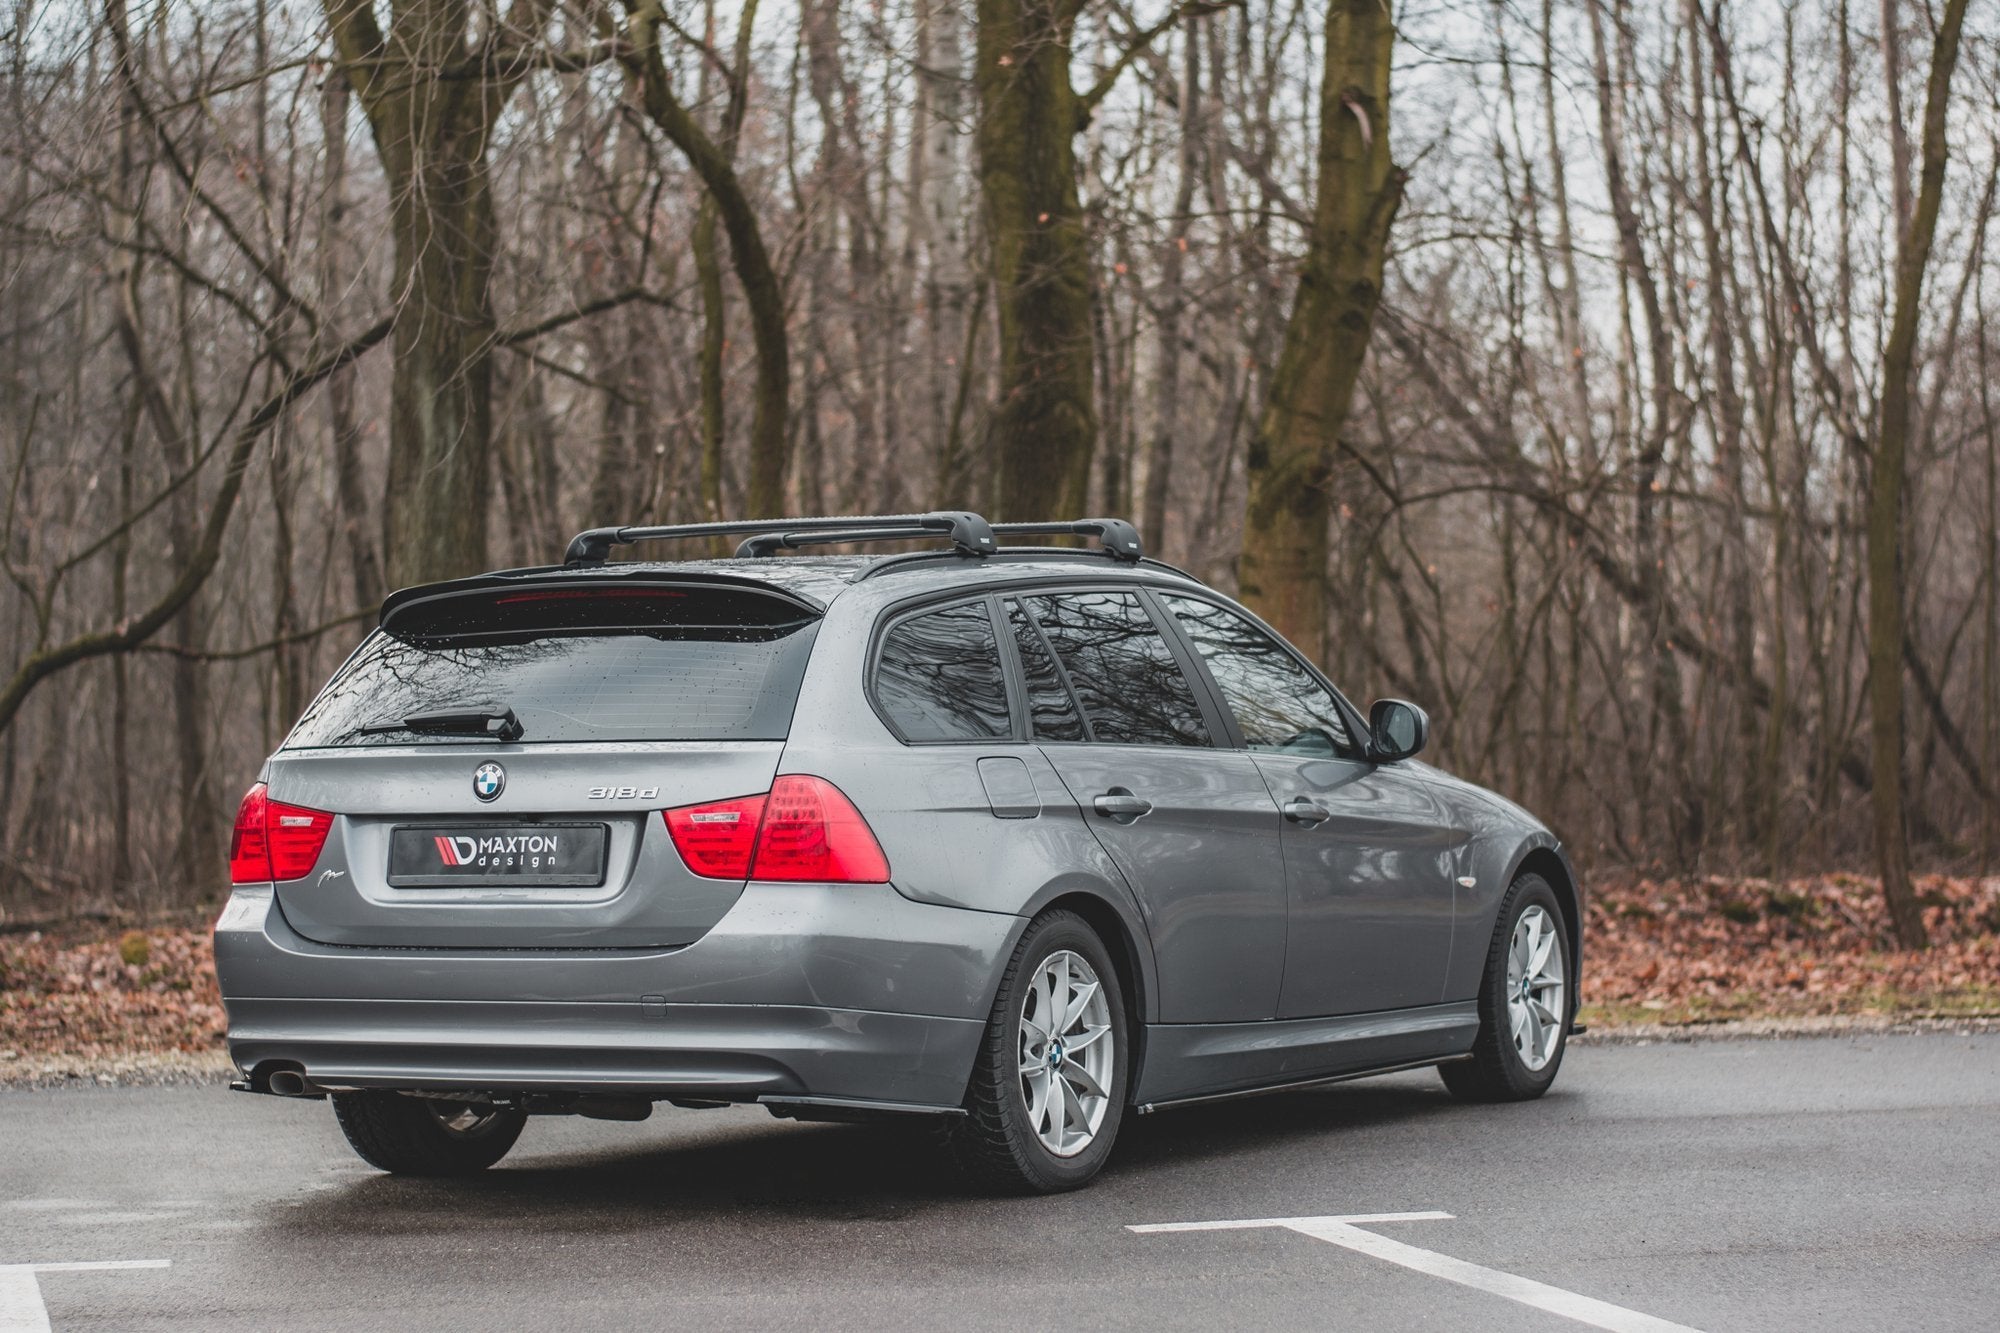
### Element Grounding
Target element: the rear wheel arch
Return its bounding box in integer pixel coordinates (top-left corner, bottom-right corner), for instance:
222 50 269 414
1040 891 1149 1086
945 905 1135 1191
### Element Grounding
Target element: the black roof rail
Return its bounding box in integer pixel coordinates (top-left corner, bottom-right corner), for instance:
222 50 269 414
563 512 997 565
854 547 1203 585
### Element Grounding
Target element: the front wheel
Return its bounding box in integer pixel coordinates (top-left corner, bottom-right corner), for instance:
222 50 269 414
1439 873 1572 1102
331 1091 527 1176
946 910 1129 1194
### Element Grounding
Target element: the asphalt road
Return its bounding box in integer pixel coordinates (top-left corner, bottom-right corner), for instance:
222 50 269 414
2 1032 1996 1332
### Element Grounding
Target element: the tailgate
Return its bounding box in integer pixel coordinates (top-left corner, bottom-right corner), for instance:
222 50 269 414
268 743 782 949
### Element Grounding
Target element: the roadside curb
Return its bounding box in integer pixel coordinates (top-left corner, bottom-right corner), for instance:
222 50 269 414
1573 1013 2000 1044
0 1051 234 1089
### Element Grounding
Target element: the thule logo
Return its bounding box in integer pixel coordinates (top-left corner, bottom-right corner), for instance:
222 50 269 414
588 786 660 801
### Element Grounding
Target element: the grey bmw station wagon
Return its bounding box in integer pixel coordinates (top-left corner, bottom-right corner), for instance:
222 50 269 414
216 512 1580 1193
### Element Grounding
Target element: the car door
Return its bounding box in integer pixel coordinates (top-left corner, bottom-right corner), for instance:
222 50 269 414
1156 593 1458 1017
1002 589 1288 1024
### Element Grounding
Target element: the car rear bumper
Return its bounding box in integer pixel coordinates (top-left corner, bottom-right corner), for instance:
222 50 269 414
224 997 982 1108
214 882 1021 1110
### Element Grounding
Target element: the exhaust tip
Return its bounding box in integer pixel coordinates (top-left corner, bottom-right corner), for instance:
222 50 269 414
263 1067 323 1097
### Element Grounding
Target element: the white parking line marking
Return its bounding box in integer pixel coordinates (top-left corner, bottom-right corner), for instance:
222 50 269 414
0 1262 169 1333
1130 1214 1704 1333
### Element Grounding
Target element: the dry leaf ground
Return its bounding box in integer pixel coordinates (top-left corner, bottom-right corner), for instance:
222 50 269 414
4 875 1997 1072
1580 873 2000 1025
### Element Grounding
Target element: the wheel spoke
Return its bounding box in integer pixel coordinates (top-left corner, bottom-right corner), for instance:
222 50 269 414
1529 931 1556 977
1061 979 1100 1033
1024 1065 1050 1129
1055 1069 1085 1149
1064 1022 1110 1054
1061 1057 1107 1100
1034 966 1057 1033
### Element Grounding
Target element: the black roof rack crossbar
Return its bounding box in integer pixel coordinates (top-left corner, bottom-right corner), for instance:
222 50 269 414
990 518 1144 562
564 512 997 565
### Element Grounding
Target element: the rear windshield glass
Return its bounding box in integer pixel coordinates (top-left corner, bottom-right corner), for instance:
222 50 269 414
285 584 820 748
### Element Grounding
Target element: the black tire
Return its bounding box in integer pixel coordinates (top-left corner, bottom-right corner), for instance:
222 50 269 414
945 909 1130 1194
1439 873 1572 1103
331 1091 526 1176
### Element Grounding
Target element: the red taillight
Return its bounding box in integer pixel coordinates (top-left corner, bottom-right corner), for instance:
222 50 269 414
753 776 891 882
662 792 768 879
662 776 890 884
228 782 334 883
228 784 271 883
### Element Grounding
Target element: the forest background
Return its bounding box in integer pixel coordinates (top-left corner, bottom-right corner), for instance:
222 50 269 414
1 0 1996 982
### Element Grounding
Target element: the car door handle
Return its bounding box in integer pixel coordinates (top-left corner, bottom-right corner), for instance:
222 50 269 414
1283 797 1331 826
1092 789 1153 823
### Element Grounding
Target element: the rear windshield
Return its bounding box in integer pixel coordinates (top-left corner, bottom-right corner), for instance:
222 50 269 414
285 583 820 748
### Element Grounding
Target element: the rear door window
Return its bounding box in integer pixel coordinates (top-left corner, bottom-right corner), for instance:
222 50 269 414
1022 591 1211 747
1161 594 1354 757
1005 600 1086 741
285 583 820 747
872 600 1012 742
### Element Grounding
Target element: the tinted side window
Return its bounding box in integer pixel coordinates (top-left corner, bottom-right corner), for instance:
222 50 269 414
1006 601 1086 741
1162 594 1352 757
874 601 1011 741
1024 592 1210 748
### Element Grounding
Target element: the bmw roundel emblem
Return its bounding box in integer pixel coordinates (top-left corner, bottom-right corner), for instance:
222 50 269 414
473 762 506 802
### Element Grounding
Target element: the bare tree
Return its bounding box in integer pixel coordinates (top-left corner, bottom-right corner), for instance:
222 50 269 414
1238 0 1401 658
1866 0 1972 948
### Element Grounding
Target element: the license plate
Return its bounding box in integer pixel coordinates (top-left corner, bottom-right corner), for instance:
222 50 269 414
387 824 608 887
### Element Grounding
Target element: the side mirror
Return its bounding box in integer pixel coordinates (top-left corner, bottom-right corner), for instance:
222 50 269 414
1369 699 1429 762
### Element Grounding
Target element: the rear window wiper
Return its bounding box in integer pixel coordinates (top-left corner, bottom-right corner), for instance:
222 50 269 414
358 705 524 742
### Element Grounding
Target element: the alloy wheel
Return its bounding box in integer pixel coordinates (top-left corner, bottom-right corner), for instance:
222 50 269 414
1017 949 1115 1157
1506 904 1566 1071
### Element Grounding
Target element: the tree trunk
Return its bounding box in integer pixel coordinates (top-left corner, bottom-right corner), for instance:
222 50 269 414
975 0 1097 519
324 0 524 587
1685 0 1758 852
379 130 496 588
1238 0 1403 659
1868 0 1969 949
1585 0 1694 851
623 0 790 516
319 67 385 609
1982 295 1998 872
918 0 974 507
1143 24 1202 553
109 20 141 891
